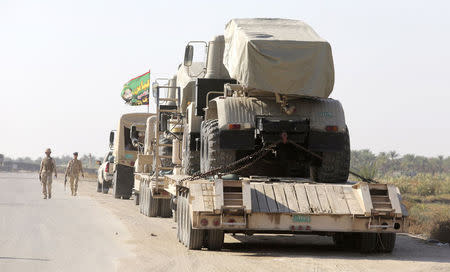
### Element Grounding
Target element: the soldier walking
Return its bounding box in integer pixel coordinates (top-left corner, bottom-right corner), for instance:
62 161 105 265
39 148 57 199
65 152 84 196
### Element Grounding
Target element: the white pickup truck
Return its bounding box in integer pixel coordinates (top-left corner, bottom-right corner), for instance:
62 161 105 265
97 151 114 194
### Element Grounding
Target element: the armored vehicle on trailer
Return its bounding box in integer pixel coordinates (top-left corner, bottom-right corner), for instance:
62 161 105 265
136 18 408 252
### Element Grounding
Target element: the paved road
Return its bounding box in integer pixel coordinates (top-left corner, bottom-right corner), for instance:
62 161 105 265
0 172 132 272
1 172 450 272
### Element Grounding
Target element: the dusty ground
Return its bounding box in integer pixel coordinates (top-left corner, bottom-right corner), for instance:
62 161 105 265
77 177 450 272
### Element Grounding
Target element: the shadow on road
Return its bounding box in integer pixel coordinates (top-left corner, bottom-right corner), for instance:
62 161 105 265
222 233 450 264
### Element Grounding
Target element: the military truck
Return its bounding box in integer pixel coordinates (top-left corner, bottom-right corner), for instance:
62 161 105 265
138 18 408 252
109 113 153 199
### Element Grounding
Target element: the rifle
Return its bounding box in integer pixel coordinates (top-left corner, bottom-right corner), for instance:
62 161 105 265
64 175 67 191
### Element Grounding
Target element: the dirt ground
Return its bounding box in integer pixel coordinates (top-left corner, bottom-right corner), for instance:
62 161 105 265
78 179 450 272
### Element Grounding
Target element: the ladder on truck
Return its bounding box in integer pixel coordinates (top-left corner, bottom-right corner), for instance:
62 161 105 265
153 83 181 187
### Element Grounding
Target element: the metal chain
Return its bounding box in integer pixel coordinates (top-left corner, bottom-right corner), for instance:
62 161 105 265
180 141 280 182
179 138 377 184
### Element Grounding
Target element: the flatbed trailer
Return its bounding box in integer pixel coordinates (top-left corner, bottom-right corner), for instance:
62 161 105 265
137 172 408 252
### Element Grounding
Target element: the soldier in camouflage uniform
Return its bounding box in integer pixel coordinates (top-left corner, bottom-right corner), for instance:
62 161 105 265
39 148 57 199
65 152 84 196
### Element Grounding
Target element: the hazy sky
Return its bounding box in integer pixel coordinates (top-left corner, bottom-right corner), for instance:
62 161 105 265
1 0 449 159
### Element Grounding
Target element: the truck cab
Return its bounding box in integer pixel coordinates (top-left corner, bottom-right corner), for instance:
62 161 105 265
109 113 153 199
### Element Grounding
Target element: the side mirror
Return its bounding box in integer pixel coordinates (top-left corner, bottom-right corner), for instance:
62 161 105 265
109 131 115 148
95 160 101 166
109 156 114 163
184 44 194 67
152 82 159 98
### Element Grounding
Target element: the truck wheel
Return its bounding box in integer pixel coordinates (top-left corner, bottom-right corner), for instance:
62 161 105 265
377 233 396 253
182 129 200 175
357 232 377 253
112 172 120 199
207 230 224 251
201 119 236 173
160 198 172 218
310 130 350 183
102 179 109 194
97 180 102 193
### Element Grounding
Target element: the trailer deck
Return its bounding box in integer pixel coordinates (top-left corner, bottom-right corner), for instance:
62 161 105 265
161 175 408 234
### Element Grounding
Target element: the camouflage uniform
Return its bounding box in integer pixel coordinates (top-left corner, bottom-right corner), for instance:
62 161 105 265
65 159 84 196
39 156 57 199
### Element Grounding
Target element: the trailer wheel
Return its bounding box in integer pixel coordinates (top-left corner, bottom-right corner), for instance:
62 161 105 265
207 230 224 251
182 128 200 175
185 193 204 250
139 180 144 214
310 130 350 183
201 119 236 173
377 233 396 253
148 188 159 217
134 193 139 205
357 232 377 253
176 191 184 243
333 232 355 249
159 198 172 218
171 196 177 222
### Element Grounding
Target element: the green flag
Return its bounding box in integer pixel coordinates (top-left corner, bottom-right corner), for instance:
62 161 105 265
121 71 150 105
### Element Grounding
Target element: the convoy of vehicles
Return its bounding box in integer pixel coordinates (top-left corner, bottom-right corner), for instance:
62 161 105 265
101 18 408 253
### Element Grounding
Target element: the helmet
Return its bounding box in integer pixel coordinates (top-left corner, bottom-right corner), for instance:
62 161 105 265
45 148 52 153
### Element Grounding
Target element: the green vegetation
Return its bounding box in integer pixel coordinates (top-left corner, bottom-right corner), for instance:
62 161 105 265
351 150 450 242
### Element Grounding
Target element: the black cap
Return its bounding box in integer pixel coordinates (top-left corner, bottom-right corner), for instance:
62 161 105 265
73 152 78 156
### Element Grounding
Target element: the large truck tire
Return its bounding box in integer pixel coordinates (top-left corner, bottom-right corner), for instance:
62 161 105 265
179 191 204 250
207 230 224 251
182 130 200 175
148 188 159 217
159 198 172 218
377 233 396 253
159 138 174 169
333 232 356 249
310 130 350 183
357 232 377 253
201 119 236 173
112 164 134 199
